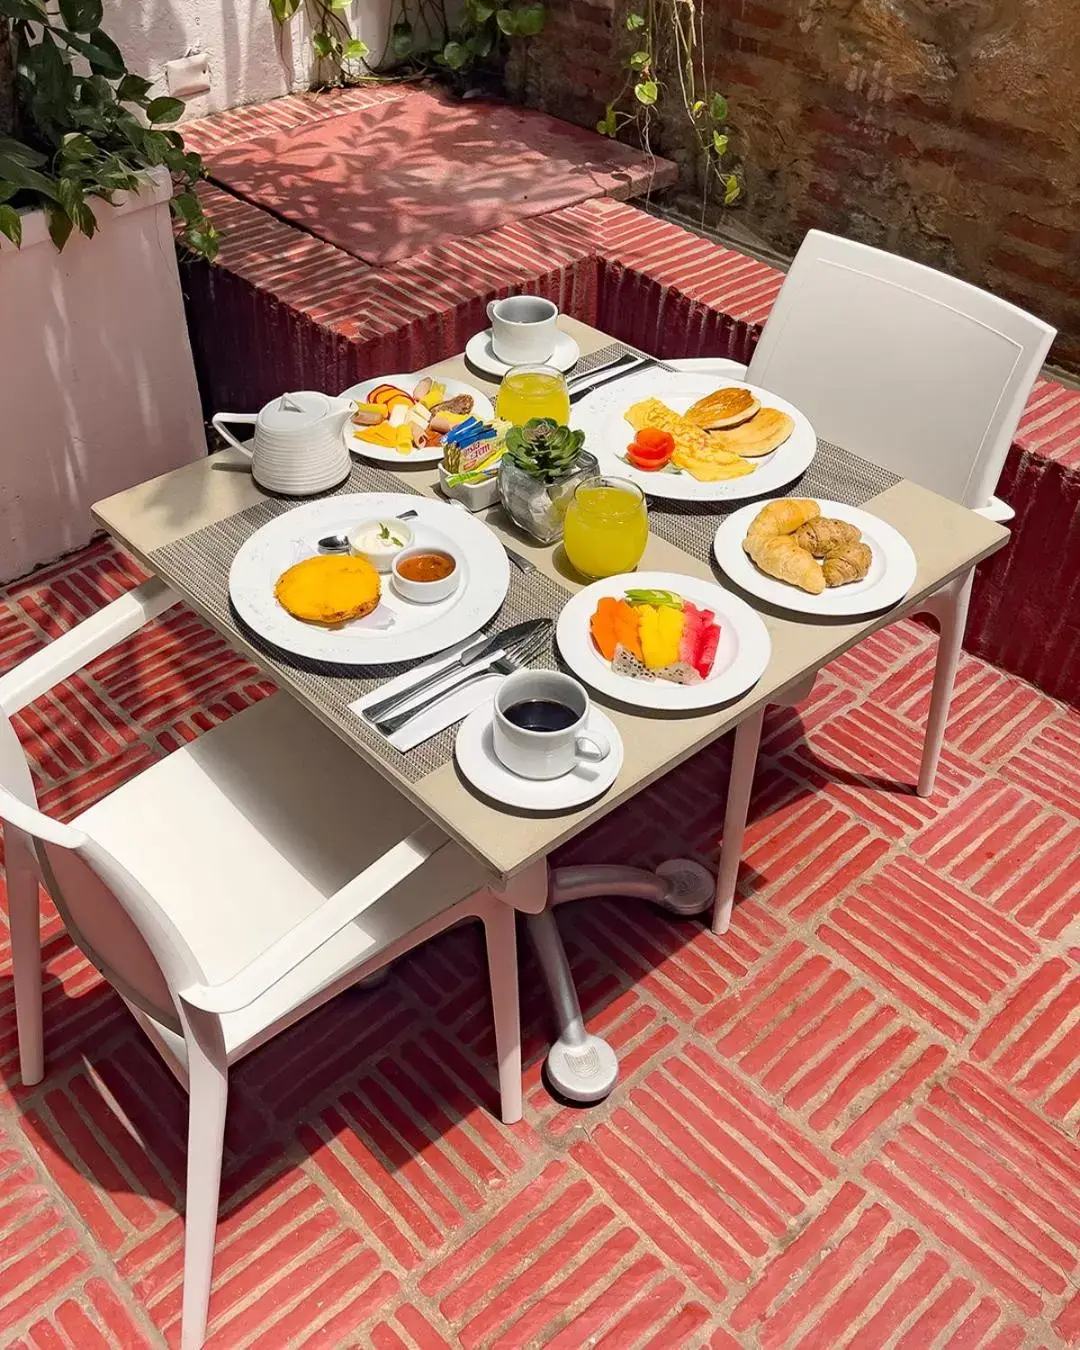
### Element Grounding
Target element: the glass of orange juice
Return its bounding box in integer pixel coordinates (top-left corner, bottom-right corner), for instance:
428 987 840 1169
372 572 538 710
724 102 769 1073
563 476 649 579
496 364 571 426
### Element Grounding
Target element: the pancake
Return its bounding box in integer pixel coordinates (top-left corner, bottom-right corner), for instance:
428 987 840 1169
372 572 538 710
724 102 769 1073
275 555 381 627
684 387 761 430
707 407 795 458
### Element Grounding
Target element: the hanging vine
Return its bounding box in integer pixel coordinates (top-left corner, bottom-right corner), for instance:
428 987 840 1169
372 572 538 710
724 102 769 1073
597 1 738 207
269 0 542 89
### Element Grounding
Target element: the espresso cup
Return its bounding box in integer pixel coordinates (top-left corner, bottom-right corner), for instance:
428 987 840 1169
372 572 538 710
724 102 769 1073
487 295 558 365
493 670 610 781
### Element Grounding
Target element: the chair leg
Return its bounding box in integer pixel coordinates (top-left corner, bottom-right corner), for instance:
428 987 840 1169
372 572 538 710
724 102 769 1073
482 900 522 1125
713 709 764 935
180 1022 228 1350
918 570 973 799
7 851 44 1086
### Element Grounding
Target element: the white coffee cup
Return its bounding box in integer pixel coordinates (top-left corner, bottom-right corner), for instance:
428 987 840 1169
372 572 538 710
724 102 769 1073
493 670 610 780
487 295 558 365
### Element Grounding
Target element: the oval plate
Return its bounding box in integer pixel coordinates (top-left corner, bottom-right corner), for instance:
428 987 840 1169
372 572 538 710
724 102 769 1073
229 493 510 665
714 500 918 617
556 570 771 712
571 371 817 503
341 374 495 466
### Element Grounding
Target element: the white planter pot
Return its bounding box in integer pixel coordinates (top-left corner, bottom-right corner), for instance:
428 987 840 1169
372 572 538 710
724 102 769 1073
0 166 205 583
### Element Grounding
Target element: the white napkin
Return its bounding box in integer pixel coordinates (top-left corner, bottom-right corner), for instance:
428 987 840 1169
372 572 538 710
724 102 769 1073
350 638 503 752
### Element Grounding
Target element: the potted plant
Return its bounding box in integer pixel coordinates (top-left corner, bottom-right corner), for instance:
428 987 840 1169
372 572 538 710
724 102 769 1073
498 419 598 544
0 1 216 582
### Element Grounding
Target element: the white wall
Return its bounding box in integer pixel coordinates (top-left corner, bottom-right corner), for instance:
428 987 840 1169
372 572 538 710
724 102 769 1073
103 0 393 121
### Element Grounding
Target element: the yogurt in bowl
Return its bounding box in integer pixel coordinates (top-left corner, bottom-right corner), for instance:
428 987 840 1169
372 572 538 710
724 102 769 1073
347 518 414 572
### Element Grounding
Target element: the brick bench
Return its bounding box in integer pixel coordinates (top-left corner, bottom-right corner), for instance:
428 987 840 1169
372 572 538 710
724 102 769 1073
178 96 1080 707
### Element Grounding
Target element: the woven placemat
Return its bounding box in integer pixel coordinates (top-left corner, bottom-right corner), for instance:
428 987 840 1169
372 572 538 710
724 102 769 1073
150 460 569 783
572 345 900 564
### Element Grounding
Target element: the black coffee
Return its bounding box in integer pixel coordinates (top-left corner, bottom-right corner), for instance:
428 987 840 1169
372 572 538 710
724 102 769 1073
504 699 578 732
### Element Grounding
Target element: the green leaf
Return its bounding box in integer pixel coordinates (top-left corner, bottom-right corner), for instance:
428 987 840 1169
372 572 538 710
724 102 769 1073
56 28 125 77
117 73 153 102
58 0 103 32
471 0 495 19
311 31 339 59
629 49 649 71
723 173 740 205
389 21 413 56
709 92 728 122
691 99 705 117
0 205 22 248
329 0 352 8
595 104 617 137
1 1 47 21
495 8 515 34
343 38 370 60
515 4 544 36
626 11 645 29
0 136 47 169
46 203 74 250
466 29 493 57
633 79 658 106
60 132 96 160
712 131 728 155
442 40 469 68
268 0 302 20
146 96 185 124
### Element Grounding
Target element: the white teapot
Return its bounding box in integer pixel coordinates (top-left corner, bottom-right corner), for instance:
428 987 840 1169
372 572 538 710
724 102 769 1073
212 392 353 496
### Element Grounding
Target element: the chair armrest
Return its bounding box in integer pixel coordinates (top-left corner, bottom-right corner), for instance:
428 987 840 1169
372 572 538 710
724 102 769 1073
0 783 87 848
975 495 1015 524
178 821 449 1014
0 577 179 716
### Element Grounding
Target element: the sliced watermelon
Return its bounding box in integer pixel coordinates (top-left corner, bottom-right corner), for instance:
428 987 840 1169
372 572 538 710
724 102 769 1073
679 603 703 667
694 620 721 679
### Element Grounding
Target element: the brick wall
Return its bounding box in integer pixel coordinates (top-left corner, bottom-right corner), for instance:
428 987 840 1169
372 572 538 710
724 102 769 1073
510 0 1080 372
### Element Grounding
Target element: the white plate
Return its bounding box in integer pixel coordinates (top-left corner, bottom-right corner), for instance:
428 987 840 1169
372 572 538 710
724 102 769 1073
455 700 622 810
229 492 510 665
340 374 495 465
713 500 918 617
571 371 817 503
464 328 581 377
556 570 771 711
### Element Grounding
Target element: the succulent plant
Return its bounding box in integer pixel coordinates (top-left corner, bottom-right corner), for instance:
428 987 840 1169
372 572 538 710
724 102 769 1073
504 419 586 484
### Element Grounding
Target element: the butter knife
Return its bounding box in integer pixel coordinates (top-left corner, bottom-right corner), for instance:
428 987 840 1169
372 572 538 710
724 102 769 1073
363 618 549 722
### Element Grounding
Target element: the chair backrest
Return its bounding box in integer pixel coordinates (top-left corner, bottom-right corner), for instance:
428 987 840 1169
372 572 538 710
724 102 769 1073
747 230 1056 507
0 718 203 1036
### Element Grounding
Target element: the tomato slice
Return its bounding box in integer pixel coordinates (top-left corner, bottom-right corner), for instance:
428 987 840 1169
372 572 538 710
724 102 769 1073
634 427 675 453
627 444 673 471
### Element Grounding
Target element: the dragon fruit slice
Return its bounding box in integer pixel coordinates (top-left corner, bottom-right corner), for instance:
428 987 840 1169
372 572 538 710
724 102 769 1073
653 661 703 685
612 643 654 680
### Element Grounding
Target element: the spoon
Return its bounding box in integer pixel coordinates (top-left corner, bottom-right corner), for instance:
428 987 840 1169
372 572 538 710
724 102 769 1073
318 509 418 554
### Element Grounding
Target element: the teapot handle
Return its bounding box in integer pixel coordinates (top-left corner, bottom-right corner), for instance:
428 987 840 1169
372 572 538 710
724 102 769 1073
211 412 257 457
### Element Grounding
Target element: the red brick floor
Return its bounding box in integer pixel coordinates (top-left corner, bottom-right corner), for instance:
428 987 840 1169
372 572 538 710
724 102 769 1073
1 539 1078 1348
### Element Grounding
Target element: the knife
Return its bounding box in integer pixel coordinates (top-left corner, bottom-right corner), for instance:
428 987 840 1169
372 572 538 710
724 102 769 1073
566 351 641 390
569 356 661 404
363 619 549 722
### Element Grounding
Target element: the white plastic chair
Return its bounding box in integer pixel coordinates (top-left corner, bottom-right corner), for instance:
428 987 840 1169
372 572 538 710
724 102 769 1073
0 578 521 1350
682 230 1056 934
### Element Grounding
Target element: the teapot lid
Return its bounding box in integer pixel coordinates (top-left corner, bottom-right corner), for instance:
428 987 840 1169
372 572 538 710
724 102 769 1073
258 392 337 435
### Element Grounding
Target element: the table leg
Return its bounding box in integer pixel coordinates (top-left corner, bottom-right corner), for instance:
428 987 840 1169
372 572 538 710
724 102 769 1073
712 707 764 935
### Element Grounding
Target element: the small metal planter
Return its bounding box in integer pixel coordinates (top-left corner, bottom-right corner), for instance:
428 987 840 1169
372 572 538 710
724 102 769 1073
497 450 599 545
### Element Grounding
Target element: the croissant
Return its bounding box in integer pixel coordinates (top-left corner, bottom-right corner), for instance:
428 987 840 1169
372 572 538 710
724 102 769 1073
822 541 873 587
743 498 820 551
794 517 862 557
747 534 826 594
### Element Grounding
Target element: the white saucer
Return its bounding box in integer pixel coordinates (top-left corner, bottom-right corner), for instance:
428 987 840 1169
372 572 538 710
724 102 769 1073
455 701 622 810
465 328 581 377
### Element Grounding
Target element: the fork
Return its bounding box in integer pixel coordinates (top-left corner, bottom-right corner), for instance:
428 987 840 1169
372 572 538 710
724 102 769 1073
504 545 538 576
373 624 551 736
568 355 661 405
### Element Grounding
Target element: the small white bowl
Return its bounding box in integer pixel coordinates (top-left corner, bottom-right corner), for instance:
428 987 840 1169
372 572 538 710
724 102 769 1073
347 518 414 572
391 547 461 604
438 462 501 512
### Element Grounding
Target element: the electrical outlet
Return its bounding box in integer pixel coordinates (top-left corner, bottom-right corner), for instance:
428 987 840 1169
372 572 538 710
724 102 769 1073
165 53 211 99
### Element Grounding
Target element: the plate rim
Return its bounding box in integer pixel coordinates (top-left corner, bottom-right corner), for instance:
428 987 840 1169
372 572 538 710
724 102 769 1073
570 372 817 503
228 492 510 666
555 569 772 711
455 700 622 809
712 498 918 617
340 374 495 466
464 328 581 377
